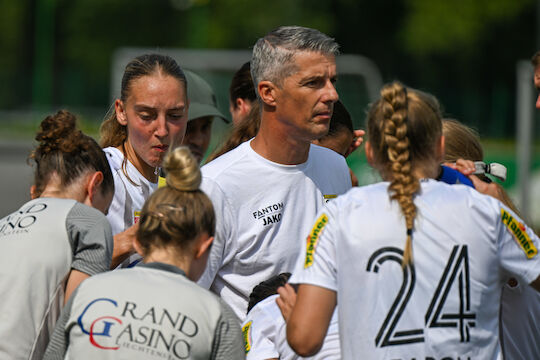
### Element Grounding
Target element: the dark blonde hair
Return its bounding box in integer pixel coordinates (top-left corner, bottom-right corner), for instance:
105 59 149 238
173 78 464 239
100 54 187 148
367 82 443 265
442 118 521 216
442 119 483 163
136 147 215 254
29 110 114 198
229 61 256 106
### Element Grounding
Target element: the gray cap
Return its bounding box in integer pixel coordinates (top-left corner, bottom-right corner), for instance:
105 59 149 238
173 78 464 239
184 70 229 123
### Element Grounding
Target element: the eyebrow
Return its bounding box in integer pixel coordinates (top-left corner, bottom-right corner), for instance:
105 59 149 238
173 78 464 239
134 104 186 111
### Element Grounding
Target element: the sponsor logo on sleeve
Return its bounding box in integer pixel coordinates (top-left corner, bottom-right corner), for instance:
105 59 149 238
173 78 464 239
304 213 329 268
323 194 337 203
501 209 537 258
242 321 252 354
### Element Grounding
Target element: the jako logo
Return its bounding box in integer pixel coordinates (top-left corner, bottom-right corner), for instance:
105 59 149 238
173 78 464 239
252 202 284 227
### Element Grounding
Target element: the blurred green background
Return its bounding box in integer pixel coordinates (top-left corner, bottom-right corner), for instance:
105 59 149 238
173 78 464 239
1 0 540 223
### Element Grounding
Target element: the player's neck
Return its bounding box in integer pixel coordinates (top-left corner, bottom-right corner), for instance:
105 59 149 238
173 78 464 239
119 141 158 183
143 248 191 275
251 115 310 165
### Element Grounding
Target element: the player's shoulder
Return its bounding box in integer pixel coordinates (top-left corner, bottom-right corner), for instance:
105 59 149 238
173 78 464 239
103 146 123 170
423 179 501 210
202 141 252 179
309 143 347 165
245 294 282 327
331 181 389 208
69 201 107 219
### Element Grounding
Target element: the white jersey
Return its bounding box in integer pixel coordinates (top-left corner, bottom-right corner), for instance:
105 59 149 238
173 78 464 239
43 262 244 360
500 280 540 359
0 198 112 360
104 147 158 236
291 179 540 360
199 141 351 319
242 294 340 360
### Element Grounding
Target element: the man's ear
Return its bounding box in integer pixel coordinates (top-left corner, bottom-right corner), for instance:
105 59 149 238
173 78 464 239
258 81 278 106
115 99 128 126
194 235 214 260
365 141 375 167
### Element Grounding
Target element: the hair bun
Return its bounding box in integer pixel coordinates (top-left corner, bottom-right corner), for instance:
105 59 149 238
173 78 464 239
163 147 201 191
35 110 83 154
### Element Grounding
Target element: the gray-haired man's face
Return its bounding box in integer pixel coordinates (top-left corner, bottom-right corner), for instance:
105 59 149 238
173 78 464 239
272 51 339 142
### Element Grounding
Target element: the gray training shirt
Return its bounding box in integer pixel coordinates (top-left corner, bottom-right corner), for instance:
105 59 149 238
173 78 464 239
44 262 245 360
0 197 113 360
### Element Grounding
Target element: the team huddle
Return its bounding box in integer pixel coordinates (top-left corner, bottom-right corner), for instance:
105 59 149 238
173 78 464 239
0 25 539 360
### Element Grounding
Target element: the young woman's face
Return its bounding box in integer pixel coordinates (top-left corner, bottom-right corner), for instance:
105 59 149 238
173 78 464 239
116 74 188 175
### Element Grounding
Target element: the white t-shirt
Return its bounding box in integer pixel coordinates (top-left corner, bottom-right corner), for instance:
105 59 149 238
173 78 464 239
242 294 340 360
104 147 158 236
291 179 540 360
500 280 540 359
198 141 352 319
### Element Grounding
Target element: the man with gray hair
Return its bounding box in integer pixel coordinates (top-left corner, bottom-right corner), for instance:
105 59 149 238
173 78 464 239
198 26 352 319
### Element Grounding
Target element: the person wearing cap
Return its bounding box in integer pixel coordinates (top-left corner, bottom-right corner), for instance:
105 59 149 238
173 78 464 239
182 70 229 163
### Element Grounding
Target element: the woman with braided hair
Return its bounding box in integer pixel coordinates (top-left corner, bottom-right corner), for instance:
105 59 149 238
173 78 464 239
44 146 244 360
278 82 540 359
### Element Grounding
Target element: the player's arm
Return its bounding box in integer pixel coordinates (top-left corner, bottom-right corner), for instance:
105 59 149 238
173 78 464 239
110 223 138 268
66 203 113 301
64 270 89 304
278 283 336 357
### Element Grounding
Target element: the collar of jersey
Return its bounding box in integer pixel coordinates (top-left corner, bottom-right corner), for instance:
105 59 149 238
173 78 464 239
247 139 312 172
138 261 187 277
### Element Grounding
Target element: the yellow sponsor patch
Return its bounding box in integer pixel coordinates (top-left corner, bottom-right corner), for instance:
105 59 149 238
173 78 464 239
134 211 141 224
323 194 337 203
242 321 252 353
501 209 537 259
158 176 167 188
304 213 329 268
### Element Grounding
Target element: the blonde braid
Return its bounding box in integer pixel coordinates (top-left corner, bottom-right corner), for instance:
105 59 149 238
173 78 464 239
380 82 420 266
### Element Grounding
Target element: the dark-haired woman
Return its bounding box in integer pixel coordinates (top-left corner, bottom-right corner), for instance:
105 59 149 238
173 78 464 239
99 53 189 267
0 110 114 359
280 82 540 359
229 61 257 126
44 147 244 360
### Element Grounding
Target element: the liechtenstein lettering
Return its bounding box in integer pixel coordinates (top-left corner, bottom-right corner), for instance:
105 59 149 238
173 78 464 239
501 208 537 258
0 202 47 236
392 357 471 360
252 202 284 227
77 297 199 359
